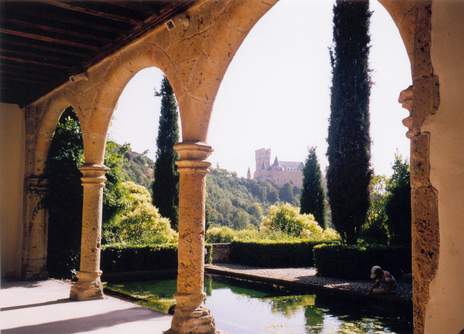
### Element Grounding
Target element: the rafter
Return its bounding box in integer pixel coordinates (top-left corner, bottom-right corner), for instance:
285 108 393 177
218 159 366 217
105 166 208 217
36 0 141 26
0 28 99 50
3 18 111 44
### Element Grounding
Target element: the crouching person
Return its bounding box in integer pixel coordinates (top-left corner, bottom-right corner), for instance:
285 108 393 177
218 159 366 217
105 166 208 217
369 265 397 295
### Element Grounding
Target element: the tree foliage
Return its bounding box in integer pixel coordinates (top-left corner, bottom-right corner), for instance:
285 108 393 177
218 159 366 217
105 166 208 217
362 174 389 244
152 76 179 230
385 155 411 247
205 168 299 229
327 0 372 244
105 181 177 245
260 203 324 240
300 147 326 228
45 108 83 276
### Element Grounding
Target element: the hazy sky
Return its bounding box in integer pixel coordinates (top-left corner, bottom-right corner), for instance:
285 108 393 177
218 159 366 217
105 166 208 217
109 0 411 177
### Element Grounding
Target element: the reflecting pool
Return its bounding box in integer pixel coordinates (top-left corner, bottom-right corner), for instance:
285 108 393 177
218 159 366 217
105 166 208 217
107 276 412 334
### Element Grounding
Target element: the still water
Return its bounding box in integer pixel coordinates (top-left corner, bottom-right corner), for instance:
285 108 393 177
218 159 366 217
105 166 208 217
110 276 412 334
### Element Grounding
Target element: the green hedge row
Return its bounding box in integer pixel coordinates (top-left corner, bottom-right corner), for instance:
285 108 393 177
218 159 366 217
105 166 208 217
101 244 178 272
229 241 329 267
313 244 411 280
101 244 214 273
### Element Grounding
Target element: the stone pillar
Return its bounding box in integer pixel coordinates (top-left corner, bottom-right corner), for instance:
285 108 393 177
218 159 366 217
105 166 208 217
399 81 439 334
70 164 108 301
22 176 49 280
168 142 217 334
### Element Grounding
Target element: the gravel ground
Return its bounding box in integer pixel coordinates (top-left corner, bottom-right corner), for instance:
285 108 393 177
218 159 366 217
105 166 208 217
205 263 412 304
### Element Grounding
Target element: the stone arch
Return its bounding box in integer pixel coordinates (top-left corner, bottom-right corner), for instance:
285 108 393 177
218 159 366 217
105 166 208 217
82 45 180 165
33 97 82 176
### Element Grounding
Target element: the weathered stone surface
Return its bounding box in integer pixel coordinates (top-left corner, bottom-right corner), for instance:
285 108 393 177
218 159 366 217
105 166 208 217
169 142 217 333
69 164 108 301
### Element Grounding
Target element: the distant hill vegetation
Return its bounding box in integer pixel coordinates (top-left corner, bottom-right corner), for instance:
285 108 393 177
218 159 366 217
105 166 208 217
116 143 155 190
116 143 301 229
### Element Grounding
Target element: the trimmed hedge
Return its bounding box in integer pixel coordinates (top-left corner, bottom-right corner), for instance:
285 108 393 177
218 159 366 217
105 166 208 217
313 244 411 280
101 243 214 273
101 244 178 273
229 241 330 267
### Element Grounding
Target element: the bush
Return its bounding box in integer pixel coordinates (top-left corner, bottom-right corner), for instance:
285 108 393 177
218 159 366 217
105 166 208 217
313 244 411 280
260 203 324 240
104 181 178 244
101 244 178 273
230 241 331 267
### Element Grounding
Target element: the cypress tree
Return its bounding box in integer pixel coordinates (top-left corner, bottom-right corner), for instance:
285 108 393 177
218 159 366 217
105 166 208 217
300 147 326 228
153 76 180 230
327 0 372 244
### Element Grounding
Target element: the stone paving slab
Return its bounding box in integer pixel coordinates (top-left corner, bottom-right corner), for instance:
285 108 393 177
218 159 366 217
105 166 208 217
0 279 172 334
206 263 412 305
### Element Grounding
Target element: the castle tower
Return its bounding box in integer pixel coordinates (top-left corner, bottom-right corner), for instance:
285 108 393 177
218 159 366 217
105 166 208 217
247 168 251 179
255 148 271 171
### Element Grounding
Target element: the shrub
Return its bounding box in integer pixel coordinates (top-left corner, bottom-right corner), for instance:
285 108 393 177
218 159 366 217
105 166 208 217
104 181 178 244
260 203 323 240
206 226 236 243
101 243 178 273
313 244 411 280
230 240 332 267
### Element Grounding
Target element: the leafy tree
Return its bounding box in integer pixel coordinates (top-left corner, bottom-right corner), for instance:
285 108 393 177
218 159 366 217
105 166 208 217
279 182 296 204
300 147 326 228
362 174 389 244
327 0 372 244
106 181 177 244
103 141 129 226
45 108 83 277
152 76 179 230
385 155 411 247
260 203 323 239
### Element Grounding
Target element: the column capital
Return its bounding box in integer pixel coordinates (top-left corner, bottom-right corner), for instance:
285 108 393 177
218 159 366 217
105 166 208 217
79 164 109 186
175 142 212 174
26 175 48 194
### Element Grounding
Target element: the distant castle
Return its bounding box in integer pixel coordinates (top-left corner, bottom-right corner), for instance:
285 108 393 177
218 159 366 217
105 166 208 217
250 148 303 188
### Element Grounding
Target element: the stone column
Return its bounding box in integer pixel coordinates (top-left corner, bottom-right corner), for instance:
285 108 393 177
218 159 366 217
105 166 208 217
70 164 108 301
22 176 49 280
168 142 217 334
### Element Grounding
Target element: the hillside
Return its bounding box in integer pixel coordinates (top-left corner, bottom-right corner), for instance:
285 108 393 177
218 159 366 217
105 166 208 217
116 143 301 229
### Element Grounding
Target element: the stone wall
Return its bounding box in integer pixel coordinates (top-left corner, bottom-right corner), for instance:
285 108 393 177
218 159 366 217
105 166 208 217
0 103 25 278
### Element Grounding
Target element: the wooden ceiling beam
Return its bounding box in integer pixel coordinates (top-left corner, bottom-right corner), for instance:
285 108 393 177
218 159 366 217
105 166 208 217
3 18 111 44
0 55 70 70
1 75 45 85
1 39 90 58
0 62 62 77
0 28 99 50
1 48 81 65
37 0 141 26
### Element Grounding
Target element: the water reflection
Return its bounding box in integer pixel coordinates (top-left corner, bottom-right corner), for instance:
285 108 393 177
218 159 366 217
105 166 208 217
205 276 411 334
109 276 411 334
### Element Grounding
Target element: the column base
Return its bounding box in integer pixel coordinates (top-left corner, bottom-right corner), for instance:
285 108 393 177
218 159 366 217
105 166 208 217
166 305 220 334
69 271 104 301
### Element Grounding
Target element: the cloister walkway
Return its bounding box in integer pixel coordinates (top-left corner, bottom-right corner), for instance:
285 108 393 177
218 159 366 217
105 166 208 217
0 279 171 334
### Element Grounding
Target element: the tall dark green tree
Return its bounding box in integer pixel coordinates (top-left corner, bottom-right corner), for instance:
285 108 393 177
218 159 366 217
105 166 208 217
300 147 326 228
327 0 372 244
45 108 83 277
153 76 180 230
385 155 411 247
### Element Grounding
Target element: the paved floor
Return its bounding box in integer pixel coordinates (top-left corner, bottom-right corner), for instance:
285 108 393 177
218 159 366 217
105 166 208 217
206 264 412 304
0 279 172 334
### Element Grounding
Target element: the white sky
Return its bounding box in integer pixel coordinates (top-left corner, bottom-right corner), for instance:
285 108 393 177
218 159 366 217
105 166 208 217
109 0 411 177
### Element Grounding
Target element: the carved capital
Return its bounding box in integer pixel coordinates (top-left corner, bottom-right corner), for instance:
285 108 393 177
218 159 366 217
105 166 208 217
26 176 48 194
80 164 109 187
175 142 212 174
